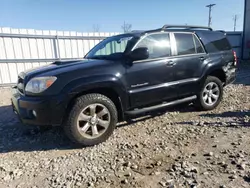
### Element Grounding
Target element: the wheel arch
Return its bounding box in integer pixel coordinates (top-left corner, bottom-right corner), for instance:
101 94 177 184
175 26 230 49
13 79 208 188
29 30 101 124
200 66 226 87
65 87 125 122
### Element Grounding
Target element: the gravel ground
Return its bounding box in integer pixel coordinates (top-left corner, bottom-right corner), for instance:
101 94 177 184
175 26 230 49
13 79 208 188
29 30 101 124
0 63 250 188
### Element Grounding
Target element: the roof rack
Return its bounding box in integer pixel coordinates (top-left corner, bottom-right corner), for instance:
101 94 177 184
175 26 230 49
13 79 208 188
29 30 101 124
161 25 213 31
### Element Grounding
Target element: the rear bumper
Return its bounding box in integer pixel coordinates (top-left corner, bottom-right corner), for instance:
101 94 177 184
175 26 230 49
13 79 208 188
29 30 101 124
11 87 68 126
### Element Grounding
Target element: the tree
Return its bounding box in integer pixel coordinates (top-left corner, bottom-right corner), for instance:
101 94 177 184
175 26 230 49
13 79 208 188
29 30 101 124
121 21 132 33
92 24 100 32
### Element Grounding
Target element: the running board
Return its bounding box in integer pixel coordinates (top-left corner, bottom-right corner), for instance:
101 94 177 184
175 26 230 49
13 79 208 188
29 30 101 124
125 95 197 115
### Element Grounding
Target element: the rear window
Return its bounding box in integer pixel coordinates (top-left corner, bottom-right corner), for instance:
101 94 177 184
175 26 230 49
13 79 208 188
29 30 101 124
197 32 232 53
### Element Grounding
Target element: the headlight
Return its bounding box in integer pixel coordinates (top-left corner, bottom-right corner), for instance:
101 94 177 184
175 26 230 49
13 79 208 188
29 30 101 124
25 76 57 93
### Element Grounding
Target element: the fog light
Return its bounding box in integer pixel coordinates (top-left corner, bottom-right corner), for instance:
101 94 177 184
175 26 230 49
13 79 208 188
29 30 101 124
32 110 37 117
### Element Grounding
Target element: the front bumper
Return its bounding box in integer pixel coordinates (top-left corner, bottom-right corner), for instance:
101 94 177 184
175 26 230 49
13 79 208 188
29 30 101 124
11 87 68 126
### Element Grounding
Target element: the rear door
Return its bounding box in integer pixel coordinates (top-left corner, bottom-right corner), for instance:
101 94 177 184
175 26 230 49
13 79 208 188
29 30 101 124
171 32 208 97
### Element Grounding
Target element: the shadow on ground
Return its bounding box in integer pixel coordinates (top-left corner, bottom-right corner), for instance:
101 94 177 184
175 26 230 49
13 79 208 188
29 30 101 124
177 110 250 128
0 102 196 154
0 105 78 153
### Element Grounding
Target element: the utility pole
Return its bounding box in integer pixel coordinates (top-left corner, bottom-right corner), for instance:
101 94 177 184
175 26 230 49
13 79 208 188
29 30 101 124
206 4 216 27
233 14 239 31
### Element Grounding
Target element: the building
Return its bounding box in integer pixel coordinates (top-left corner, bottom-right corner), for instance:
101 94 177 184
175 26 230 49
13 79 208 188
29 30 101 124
242 0 250 60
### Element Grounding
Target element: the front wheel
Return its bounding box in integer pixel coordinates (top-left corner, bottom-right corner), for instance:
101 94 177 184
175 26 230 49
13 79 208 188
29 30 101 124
195 76 223 111
64 93 118 146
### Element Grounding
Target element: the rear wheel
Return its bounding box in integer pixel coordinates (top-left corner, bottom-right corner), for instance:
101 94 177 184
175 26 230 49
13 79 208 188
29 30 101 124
195 76 223 111
64 93 118 146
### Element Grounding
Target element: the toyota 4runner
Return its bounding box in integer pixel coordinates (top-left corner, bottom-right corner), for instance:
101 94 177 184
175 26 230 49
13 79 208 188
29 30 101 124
11 25 237 146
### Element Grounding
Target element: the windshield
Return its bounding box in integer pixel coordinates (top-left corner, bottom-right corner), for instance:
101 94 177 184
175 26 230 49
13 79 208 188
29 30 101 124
85 34 139 60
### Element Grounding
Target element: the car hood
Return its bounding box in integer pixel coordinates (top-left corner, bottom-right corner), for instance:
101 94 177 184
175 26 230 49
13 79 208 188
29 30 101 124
20 58 112 80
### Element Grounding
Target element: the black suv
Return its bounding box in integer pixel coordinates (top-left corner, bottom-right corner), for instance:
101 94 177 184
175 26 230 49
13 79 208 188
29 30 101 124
11 25 237 146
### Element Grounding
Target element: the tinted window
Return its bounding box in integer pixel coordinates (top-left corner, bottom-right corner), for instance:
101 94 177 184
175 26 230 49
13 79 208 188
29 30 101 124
194 35 205 53
134 33 171 59
175 33 196 55
196 32 232 53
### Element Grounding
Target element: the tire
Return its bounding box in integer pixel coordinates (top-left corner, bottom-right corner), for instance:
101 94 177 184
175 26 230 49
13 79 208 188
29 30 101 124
64 93 118 146
195 76 223 111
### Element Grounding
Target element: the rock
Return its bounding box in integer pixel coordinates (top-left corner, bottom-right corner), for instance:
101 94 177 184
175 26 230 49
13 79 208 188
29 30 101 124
181 171 192 178
3 174 11 181
237 153 244 158
156 161 162 166
151 171 161 176
131 164 138 170
228 175 237 180
204 152 214 157
159 181 166 187
123 162 132 168
121 179 128 184
124 172 132 177
191 153 197 157
237 163 246 170
75 182 82 186
191 167 198 173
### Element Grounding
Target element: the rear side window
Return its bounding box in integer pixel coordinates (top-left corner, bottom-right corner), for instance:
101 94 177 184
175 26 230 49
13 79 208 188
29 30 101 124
197 32 232 53
174 33 196 55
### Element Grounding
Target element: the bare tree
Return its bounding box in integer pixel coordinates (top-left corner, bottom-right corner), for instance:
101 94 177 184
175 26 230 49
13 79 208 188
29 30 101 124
93 24 100 32
121 21 132 33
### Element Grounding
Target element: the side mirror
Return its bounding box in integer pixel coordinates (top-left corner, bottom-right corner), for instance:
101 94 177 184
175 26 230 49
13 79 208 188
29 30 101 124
129 47 149 61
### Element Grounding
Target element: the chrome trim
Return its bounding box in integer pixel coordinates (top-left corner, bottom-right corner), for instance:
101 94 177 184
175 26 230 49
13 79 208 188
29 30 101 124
171 53 207 58
131 82 149 88
171 32 177 55
133 57 172 63
133 52 207 63
129 78 199 93
169 33 176 55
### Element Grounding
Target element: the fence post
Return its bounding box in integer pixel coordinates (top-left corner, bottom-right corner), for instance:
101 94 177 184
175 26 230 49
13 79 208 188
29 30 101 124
53 35 60 60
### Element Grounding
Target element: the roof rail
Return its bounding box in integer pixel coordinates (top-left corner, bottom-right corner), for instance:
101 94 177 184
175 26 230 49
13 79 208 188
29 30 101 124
161 25 213 31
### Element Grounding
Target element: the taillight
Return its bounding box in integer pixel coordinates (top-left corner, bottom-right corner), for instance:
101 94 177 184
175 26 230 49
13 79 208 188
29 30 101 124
233 50 237 66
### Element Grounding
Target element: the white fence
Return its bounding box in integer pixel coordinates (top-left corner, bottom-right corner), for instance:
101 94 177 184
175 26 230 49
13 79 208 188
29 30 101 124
0 27 120 85
0 27 244 86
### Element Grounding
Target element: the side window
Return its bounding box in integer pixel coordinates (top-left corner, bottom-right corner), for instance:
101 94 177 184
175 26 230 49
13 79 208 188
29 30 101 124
197 32 232 53
134 33 171 59
193 35 205 53
175 33 196 55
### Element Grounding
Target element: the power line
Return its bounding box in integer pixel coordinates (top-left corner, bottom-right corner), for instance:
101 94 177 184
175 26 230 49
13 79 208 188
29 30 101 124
233 14 239 31
206 4 216 27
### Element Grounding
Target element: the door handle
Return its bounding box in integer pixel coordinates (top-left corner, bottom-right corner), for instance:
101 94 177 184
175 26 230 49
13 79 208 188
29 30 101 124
199 57 205 61
165 60 176 66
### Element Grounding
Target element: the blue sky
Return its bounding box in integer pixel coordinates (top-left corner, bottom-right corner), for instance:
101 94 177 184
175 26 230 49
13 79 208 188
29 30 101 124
0 0 245 32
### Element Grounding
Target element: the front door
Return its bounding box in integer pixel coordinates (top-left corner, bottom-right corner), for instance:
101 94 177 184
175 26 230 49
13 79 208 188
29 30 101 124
125 32 177 108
